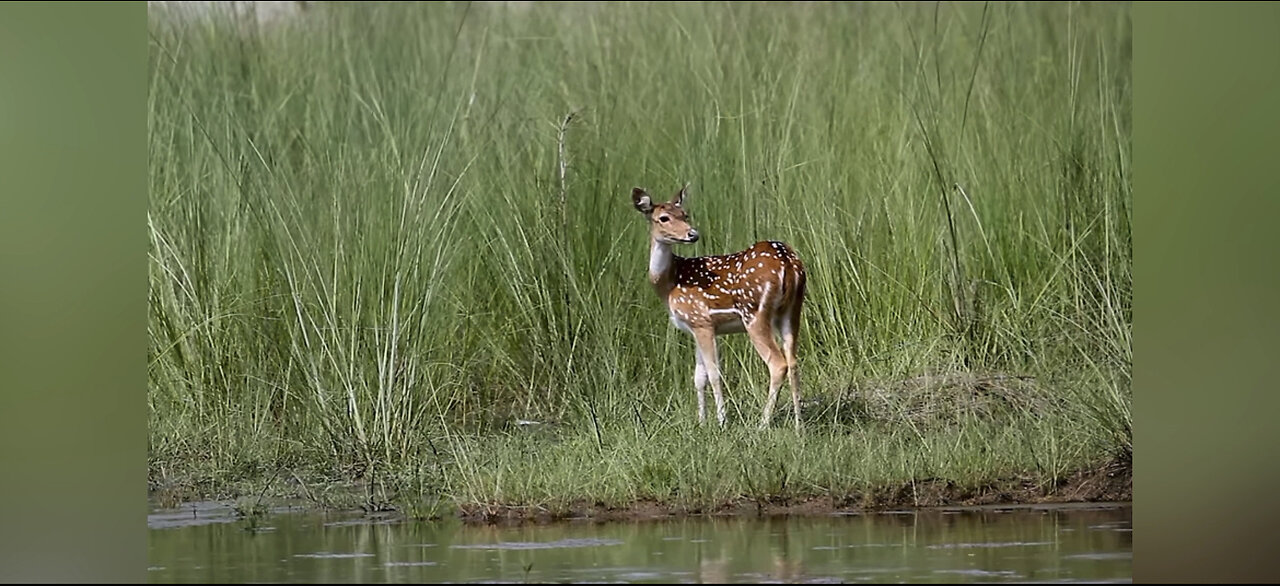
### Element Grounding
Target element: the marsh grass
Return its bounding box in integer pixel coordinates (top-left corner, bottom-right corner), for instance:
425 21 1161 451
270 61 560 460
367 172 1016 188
147 1 1131 513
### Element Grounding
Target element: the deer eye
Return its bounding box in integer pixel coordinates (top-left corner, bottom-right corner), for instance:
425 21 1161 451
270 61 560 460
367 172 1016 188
658 216 670 223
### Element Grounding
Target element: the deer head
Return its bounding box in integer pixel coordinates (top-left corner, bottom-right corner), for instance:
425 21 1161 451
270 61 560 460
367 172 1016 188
632 184 700 244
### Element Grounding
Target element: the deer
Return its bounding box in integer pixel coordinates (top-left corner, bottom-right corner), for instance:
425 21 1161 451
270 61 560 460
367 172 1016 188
631 183 808 430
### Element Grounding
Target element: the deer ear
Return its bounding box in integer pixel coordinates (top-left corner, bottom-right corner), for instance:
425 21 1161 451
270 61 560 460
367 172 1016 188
672 183 690 207
632 187 654 213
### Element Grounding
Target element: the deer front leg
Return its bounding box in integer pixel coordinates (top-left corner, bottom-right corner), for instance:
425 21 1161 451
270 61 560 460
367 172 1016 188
694 351 707 424
693 328 726 426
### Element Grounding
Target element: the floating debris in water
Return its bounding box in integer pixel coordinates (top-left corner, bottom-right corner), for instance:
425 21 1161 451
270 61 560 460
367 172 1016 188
293 552 376 559
451 538 623 551
926 541 1054 549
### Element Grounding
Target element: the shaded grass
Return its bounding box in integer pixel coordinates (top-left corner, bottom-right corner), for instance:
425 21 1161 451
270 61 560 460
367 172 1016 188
147 1 1132 515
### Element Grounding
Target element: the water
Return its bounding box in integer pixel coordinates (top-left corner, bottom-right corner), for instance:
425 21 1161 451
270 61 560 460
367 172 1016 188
148 501 1131 583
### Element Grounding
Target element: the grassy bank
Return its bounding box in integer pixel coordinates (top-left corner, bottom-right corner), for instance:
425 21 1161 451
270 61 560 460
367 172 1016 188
147 1 1132 518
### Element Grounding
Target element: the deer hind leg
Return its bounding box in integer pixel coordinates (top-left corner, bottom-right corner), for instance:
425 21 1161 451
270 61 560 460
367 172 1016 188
780 309 802 431
746 317 788 429
693 328 726 426
782 271 807 430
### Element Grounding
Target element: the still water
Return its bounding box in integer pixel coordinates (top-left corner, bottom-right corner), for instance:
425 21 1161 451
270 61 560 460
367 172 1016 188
148 501 1131 583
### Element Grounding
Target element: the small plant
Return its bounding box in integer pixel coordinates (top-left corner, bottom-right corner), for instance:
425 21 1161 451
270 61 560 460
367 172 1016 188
233 498 270 532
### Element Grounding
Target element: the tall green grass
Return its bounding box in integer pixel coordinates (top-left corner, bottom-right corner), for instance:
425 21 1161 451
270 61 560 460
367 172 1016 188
147 1 1131 510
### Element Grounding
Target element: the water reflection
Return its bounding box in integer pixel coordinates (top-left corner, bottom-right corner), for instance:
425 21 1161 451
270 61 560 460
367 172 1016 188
148 502 1131 583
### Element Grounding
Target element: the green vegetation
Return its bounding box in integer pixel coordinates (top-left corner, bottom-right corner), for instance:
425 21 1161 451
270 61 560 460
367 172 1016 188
147 1 1131 517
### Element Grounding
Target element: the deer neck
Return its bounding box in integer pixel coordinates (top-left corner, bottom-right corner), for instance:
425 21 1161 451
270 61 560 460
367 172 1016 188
647 237 679 300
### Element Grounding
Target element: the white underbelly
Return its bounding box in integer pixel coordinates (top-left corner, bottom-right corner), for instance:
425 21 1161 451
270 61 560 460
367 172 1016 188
669 308 748 335
706 307 743 334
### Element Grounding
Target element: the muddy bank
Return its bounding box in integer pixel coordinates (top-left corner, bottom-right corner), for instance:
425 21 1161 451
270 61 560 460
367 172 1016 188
149 453 1131 529
453 454 1132 526
150 452 1131 529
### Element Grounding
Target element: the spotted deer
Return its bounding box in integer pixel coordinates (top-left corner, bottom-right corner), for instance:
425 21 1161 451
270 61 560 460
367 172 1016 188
631 184 808 430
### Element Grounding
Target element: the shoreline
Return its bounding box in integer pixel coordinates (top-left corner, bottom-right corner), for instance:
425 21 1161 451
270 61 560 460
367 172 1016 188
454 455 1131 526
149 454 1130 529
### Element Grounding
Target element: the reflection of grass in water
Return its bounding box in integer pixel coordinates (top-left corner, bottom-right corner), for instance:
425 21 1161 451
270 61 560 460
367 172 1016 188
147 1 1131 512
146 506 1131 583
232 498 269 531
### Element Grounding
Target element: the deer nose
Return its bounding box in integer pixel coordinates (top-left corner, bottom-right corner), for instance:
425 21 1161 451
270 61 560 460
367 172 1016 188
687 229 700 242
